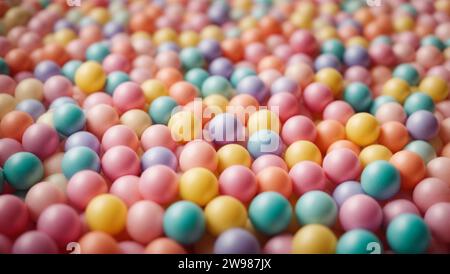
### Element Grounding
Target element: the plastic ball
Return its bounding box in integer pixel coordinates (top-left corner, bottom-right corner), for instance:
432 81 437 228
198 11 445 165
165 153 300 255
236 75 268 103
144 237 186 254
281 115 316 145
15 99 45 121
15 78 44 102
424 203 450 244
66 170 107 210
105 71 130 95
378 121 410 152
345 113 380 147
101 124 139 152
314 68 343 97
343 82 373 112
263 234 293 254
392 64 420 86
339 194 383 232
53 103 86 137
86 194 127 236
43 76 73 103
3 152 43 190
322 100 355 124
78 231 120 254
413 178 450 213
109 175 141 207
141 147 177 171
12 231 58 254
112 82 146 114
214 228 260 254
404 140 436 164
323 148 361 184
249 192 292 235
101 145 140 181
247 109 280 135
332 181 365 207
22 123 59 160
406 110 439 141
141 124 177 152
344 46 370 67
126 201 164 244
370 95 396 115
289 161 326 196
404 93 435 116
247 130 283 159
359 144 392 167
138 164 178 205
218 165 257 203
34 61 61 82
292 224 337 254
185 68 210 90
284 140 322 169
419 76 448 103
336 229 382 254
0 195 29 237
207 113 245 145
163 201 205 245
0 110 33 141
387 214 430 254
383 199 420 226
180 47 205 70
427 157 450 184
295 191 337 227
205 196 247 236
361 160 400 200
390 150 426 190
375 102 407 124
74 61 106 94
180 167 218 206
215 144 251 172
61 147 100 179
382 78 410 104
65 131 100 154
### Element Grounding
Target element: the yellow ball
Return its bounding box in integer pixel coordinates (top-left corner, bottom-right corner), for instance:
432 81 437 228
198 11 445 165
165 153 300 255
217 144 252 172
179 31 200 48
320 3 339 15
120 109 152 138
141 79 169 104
292 224 337 254
36 111 54 127
53 28 77 46
290 11 313 29
315 68 344 97
419 76 449 103
382 78 411 103
204 196 248 236
75 61 106 94
180 167 219 206
168 110 202 143
284 141 322 169
346 36 369 48
394 16 414 32
89 7 110 25
204 94 229 113
153 28 178 46
359 144 393 167
316 26 338 42
346 113 380 147
86 194 127 235
247 109 281 135
14 78 44 102
235 0 252 11
239 16 258 30
0 94 16 120
131 31 152 40
201 25 224 41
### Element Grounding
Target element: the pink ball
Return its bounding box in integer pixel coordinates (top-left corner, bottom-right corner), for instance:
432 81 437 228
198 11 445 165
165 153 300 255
119 241 145 254
0 75 16 95
323 148 361 184
130 68 154 84
258 69 282 87
436 101 450 118
263 234 293 254
102 53 131 73
0 138 23 166
289 30 318 56
66 39 88 60
67 170 108 210
322 100 355 125
219 166 258 204
126 200 164 244
112 82 146 113
179 140 217 172
382 199 420 226
37 204 81 248
281 115 317 145
141 124 177 152
344 66 372 86
12 231 58 254
339 194 383 232
102 124 140 152
25 182 66 221
395 31 420 50
101 145 141 181
133 55 155 69
369 43 397 67
303 83 333 113
273 44 294 62
155 51 180 69
110 175 142 207
427 157 450 184
375 102 407 124
416 45 444 69
139 165 178 205
245 43 268 64
267 92 300 123
43 75 73 103
22 123 59 160
251 154 288 174
0 37 12 57
132 39 154 56
82 92 114 109
393 43 416 63
289 161 327 196
0 234 12 254
0 195 29 237
413 177 450 213
424 202 450 243
427 66 450 83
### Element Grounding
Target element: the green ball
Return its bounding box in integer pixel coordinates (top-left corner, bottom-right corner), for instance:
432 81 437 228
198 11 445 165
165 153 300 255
361 160 400 200
370 95 396 115
201 76 233 98
343 82 373 112
0 58 10 75
53 104 86 137
185 68 210 90
230 67 257 87
387 214 430 254
403 93 435 116
321 39 345 60
3 152 44 190
399 3 417 17
393 64 420 86
86 42 110 63
62 60 82 83
421 35 445 51
105 71 130 95
249 192 292 235
337 229 382 254
148 96 179 125
295 191 337 227
404 140 436 164
163 201 205 245
180 47 205 70
61 147 100 179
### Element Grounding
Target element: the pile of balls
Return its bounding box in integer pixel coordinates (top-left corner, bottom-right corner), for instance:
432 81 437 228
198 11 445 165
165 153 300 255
0 0 450 254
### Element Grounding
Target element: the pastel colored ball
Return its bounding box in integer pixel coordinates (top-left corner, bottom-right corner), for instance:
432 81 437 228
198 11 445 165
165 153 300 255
392 64 420 86
101 145 140 181
281 115 317 145
205 196 248 236
214 228 260 254
390 150 426 190
12 231 58 254
249 192 292 235
344 46 370 67
332 181 365 207
236 75 268 102
101 124 140 152
4 152 44 190
25 182 66 221
34 61 61 82
61 147 100 179
0 195 29 237
179 140 218 172
86 194 127 236
247 130 283 159
263 234 293 254
185 68 210 90
413 178 450 213
336 229 382 254
323 148 361 184
314 68 343 97
180 47 205 70
180 167 218 206
359 144 392 167
387 214 431 254
289 161 326 196
109 175 142 207
406 110 439 141
53 103 86 137
403 93 435 116
65 131 100 154
62 60 82 83
303 83 333 113
217 144 252 172
404 140 436 164
207 113 245 145
370 95 396 115
295 191 338 227
112 82 146 113
292 224 337 254
419 75 448 102
141 146 178 171
22 123 59 160
75 61 106 94
345 113 380 147
144 237 186 254
343 82 373 112
322 100 355 124
361 160 401 200
141 124 177 152
383 199 420 226
105 71 130 95
382 78 410 103
139 165 178 205
251 154 287 174
375 102 407 124
15 99 45 121
424 203 450 244
168 110 202 142
256 166 292 198
219 166 257 203
78 231 120 254
43 76 73 103
339 194 383 232
126 200 164 244
284 140 322 169
247 109 281 135
67 170 107 210
163 201 205 245
0 111 34 141
427 157 450 184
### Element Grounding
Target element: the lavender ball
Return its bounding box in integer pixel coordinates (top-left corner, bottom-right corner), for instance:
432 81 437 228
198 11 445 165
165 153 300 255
236 75 269 103
314 53 341 71
34 61 61 82
406 110 439 141
15 99 45 121
214 228 261 254
64 131 101 154
209 57 234 78
198 39 222 62
271 76 298 95
332 181 364 207
141 146 178 171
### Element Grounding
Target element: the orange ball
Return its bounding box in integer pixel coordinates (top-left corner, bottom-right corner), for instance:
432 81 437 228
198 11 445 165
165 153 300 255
259 16 282 37
130 13 154 33
79 24 102 44
327 140 361 155
378 121 409 153
257 166 293 198
179 140 218 172
156 67 183 89
169 81 199 105
354 7 374 26
111 40 136 60
145 237 186 254
144 4 163 19
0 110 34 141
364 21 386 41
184 100 211 126
86 104 120 138
258 55 285 73
44 43 70 66
315 120 346 153
221 38 244 62
241 28 264 46
5 48 33 74
78 231 120 254
228 94 259 125
390 150 426 191
30 48 47 66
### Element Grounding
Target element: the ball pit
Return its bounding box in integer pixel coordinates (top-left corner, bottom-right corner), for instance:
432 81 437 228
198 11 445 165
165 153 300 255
0 0 449 255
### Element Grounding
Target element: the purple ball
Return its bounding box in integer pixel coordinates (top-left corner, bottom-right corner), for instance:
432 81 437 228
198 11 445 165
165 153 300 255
64 131 101 154
332 181 364 207
141 146 178 171
34 61 61 82
103 22 125 39
198 39 222 62
270 76 299 95
209 57 234 78
236 76 269 103
54 19 77 32
406 110 439 141
12 231 58 254
208 2 230 25
158 42 180 53
314 54 341 71
344 46 370 67
207 113 245 145
214 228 261 254
15 99 46 121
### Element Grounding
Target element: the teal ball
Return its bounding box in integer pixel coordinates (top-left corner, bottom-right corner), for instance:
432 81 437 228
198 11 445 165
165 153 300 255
53 104 86 137
86 42 110 62
295 190 338 227
361 160 400 200
62 60 82 83
230 67 257 87
201 75 233 98
393 64 420 86
249 192 292 235
343 82 373 112
321 39 345 61
3 152 44 190
404 140 436 164
337 229 383 254
61 147 100 179
105 71 130 95
403 93 435 116
180 47 205 70
387 214 431 254
184 68 210 90
163 201 205 245
148 96 179 125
